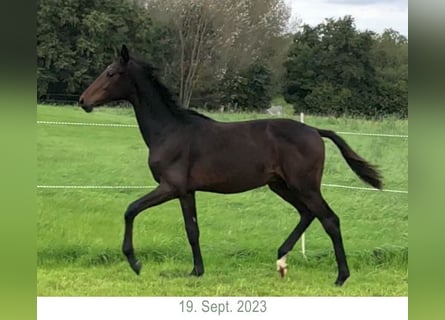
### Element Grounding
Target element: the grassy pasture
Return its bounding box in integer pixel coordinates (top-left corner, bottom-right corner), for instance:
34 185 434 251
37 105 408 296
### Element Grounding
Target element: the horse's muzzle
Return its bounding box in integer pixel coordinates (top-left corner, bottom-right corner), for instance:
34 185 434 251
81 105 93 113
79 96 93 113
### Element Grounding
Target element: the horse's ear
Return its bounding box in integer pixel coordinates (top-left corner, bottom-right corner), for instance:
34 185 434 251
120 45 130 64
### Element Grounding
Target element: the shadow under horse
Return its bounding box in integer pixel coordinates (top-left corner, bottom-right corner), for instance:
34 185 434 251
79 45 382 286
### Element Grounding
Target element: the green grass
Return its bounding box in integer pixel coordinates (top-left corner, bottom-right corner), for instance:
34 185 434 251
37 105 408 296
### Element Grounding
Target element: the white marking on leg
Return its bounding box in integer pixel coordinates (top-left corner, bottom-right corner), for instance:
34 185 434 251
276 254 288 272
192 217 196 223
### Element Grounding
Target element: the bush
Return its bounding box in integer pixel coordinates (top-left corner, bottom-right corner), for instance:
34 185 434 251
220 61 273 111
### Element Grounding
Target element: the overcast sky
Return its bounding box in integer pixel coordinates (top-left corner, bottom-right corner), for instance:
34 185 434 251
285 0 408 36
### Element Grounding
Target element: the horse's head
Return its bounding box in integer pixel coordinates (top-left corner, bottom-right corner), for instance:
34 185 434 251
79 45 133 112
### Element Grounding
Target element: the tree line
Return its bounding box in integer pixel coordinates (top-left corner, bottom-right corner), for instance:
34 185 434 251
37 0 408 118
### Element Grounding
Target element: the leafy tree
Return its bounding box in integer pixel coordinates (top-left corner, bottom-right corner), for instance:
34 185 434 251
37 0 171 100
144 0 290 109
283 16 407 117
220 61 273 111
38 0 290 111
372 29 408 116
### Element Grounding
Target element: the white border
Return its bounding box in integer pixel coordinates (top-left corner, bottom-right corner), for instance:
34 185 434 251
37 297 408 320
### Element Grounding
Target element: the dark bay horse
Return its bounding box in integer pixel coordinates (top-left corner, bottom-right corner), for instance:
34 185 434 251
79 45 382 286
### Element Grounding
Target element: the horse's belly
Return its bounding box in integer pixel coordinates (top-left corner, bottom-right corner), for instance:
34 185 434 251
196 178 267 194
189 159 275 194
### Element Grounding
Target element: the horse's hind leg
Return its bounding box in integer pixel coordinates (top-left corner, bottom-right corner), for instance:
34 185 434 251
268 181 315 277
299 190 350 286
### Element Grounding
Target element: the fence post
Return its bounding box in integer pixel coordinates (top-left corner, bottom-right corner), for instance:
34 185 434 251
300 112 307 260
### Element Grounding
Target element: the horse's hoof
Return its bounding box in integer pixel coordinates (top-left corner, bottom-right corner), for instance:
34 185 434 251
131 260 142 275
334 278 349 286
335 277 348 287
334 273 349 286
190 267 204 277
335 279 344 286
278 266 288 278
276 255 288 277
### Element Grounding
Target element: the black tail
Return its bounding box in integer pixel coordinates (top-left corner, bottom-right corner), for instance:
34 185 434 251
317 129 383 189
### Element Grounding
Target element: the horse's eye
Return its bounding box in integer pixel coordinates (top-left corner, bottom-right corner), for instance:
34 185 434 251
106 71 114 77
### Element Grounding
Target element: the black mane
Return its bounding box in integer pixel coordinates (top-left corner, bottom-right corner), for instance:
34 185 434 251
132 57 213 122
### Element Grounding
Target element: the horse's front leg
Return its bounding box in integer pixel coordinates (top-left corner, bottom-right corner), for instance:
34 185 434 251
180 192 204 276
122 184 177 275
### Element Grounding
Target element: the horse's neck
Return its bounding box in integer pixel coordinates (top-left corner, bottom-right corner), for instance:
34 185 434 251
131 87 180 148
